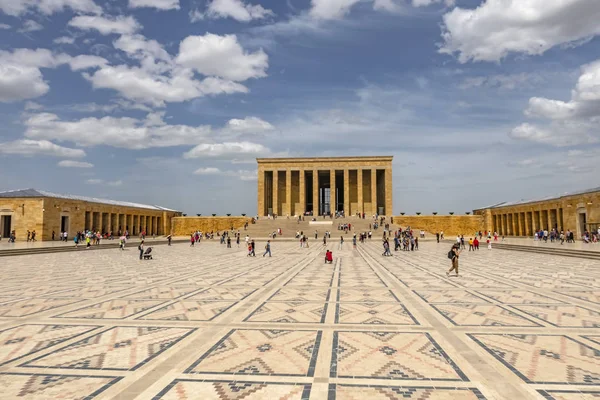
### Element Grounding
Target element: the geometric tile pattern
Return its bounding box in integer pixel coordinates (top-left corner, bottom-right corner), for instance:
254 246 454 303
330 384 485 400
0 372 122 399
154 380 311 400
0 324 99 366
137 300 237 321
54 299 166 319
331 331 468 381
431 304 542 326
469 334 600 384
185 329 321 376
335 303 419 325
1 240 599 400
21 326 195 370
510 305 600 327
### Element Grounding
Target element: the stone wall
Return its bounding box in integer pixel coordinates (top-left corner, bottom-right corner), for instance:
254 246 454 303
0 199 44 240
392 215 485 236
171 216 252 235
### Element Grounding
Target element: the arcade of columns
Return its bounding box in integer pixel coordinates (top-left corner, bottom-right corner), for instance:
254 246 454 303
491 207 564 236
257 156 393 217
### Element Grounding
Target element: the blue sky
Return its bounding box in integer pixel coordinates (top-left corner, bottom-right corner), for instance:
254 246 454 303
1 0 599 215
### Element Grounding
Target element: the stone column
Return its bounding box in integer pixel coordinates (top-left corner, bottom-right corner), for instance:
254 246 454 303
299 169 305 216
511 213 517 235
257 168 264 216
344 169 350 216
385 167 393 216
330 169 336 214
371 169 377 215
539 210 545 230
547 210 553 231
286 169 292 216
313 170 319 216
272 170 279 216
357 169 363 215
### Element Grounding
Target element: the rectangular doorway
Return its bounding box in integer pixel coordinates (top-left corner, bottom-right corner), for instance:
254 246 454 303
61 216 70 233
1 215 11 237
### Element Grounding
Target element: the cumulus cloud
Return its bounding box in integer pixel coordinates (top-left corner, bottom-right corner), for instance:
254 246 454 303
0 48 107 102
440 0 600 63
0 65 50 102
24 101 44 110
129 0 179 10
183 141 270 159
58 160 94 168
53 36 76 44
509 59 600 147
412 0 453 6
308 0 409 19
0 139 85 158
0 0 101 16
68 15 141 35
198 0 274 22
224 116 274 132
193 166 257 181
176 33 268 81
0 23 11 29
24 112 213 149
18 20 44 33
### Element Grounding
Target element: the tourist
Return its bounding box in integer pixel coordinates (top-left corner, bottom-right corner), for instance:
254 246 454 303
469 238 474 251
473 237 479 250
236 235 240 248
323 235 327 246
325 250 333 264
487 237 492 250
73 234 79 247
250 240 256 256
86 235 91 248
138 240 144 260
263 240 271 257
339 236 344 250
436 232 440 243
52 230 55 241
446 243 460 277
63 231 68 242
190 234 195 247
26 230 30 242
167 234 172 246
227 236 231 248
315 230 318 240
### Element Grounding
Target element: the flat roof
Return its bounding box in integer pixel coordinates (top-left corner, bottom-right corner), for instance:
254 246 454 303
257 156 393 163
0 188 178 212
476 186 600 210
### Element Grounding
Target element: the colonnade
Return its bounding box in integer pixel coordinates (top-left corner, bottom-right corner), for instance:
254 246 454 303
86 211 163 235
259 167 391 217
492 207 563 236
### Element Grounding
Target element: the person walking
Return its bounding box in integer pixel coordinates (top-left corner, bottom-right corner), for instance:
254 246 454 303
167 234 172 246
227 236 231 248
446 243 460 277
190 234 195 247
339 236 344 250
52 230 55 241
138 240 144 260
263 240 271 257
73 234 79 248
236 235 240 248
469 238 474 251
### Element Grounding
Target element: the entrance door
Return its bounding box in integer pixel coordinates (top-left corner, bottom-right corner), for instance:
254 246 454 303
61 216 70 233
578 212 587 238
1 215 11 237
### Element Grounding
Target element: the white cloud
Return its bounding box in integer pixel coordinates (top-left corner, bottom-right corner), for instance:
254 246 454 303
412 0 453 6
460 73 544 90
69 55 108 70
53 36 76 44
0 0 101 17
18 20 43 33
225 116 274 132
194 166 257 181
194 167 221 175
86 178 122 186
0 23 11 29
202 0 274 22
129 0 180 10
24 101 44 110
68 15 141 35
177 33 268 81
0 139 85 158
309 0 361 19
183 141 269 159
510 59 600 147
440 0 600 63
24 112 213 149
0 65 49 102
58 160 94 168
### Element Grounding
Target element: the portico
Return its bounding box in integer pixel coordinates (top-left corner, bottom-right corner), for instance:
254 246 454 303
257 156 393 217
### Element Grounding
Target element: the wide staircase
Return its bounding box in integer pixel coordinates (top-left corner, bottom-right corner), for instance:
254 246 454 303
491 241 600 260
240 216 398 241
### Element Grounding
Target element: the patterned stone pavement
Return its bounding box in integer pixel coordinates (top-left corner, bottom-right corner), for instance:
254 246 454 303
0 240 599 400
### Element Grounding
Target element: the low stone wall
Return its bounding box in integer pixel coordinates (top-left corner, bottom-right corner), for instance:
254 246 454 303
392 215 484 236
171 216 252 235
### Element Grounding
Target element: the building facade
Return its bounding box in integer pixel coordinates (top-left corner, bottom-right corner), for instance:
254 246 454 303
0 189 181 241
257 156 393 217
474 187 600 238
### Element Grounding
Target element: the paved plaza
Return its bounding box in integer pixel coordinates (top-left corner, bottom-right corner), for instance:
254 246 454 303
0 241 599 399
